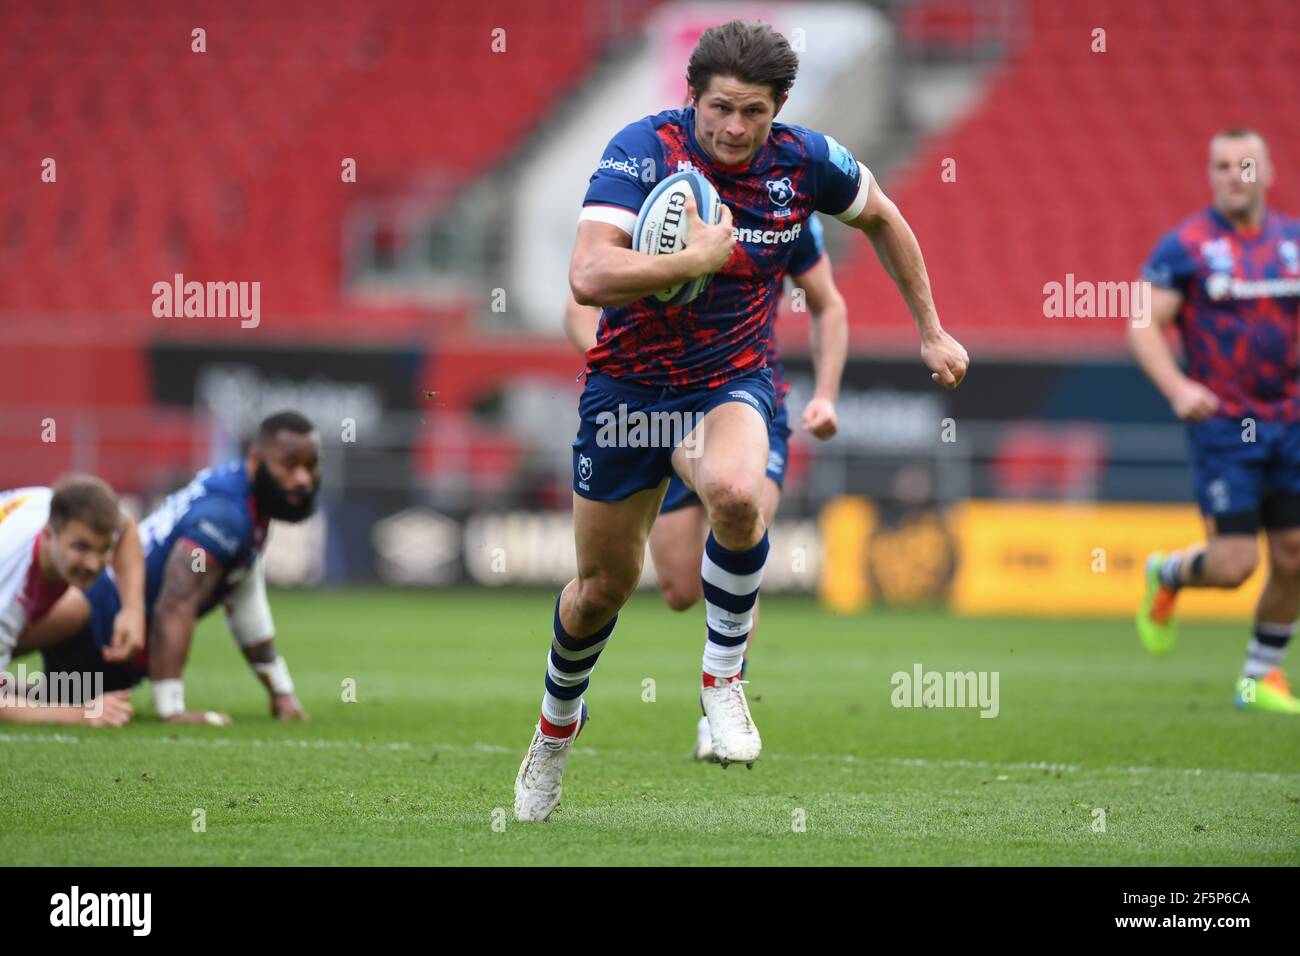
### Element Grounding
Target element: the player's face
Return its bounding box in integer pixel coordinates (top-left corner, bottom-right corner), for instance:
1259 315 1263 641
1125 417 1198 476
252 430 321 522
44 519 115 589
1208 135 1272 217
692 76 786 167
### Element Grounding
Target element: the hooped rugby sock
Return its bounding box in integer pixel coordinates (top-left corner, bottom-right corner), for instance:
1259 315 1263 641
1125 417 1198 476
540 595 616 738
1244 622 1294 679
1161 549 1206 591
1158 554 1184 590
701 530 769 683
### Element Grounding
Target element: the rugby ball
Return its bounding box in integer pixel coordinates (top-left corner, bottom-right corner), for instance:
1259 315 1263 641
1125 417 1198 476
633 169 722 306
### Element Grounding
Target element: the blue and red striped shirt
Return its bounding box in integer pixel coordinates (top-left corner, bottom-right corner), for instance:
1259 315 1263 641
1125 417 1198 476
580 107 865 390
1143 207 1300 422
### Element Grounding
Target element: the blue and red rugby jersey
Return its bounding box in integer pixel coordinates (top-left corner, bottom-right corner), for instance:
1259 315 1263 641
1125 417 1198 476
579 107 866 390
1142 207 1300 422
136 461 270 619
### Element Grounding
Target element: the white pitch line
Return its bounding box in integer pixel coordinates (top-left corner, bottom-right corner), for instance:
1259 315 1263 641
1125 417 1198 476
0 732 413 752
0 732 1292 782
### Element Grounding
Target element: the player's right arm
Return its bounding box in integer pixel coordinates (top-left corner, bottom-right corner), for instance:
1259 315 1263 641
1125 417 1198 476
148 537 232 725
562 293 601 353
570 119 735 308
1128 234 1220 422
569 204 734 308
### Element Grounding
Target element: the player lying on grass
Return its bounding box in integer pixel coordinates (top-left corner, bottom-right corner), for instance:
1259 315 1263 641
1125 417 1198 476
19 411 320 724
1130 128 1300 714
515 19 968 821
0 475 141 726
562 213 847 760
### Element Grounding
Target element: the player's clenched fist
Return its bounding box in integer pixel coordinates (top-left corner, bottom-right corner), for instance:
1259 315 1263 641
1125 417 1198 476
1169 379 1220 422
801 397 839 440
683 193 735 277
921 327 969 389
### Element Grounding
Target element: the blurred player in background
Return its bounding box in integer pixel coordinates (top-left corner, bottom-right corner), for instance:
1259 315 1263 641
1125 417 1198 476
562 213 847 760
1130 128 1300 714
515 19 967 821
0 476 141 726
27 411 320 724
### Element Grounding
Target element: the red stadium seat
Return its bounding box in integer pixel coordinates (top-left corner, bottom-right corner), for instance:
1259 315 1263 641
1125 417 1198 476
0 0 667 324
837 0 1300 354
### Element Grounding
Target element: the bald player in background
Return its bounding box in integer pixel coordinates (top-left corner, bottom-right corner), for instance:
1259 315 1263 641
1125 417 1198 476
1131 128 1300 714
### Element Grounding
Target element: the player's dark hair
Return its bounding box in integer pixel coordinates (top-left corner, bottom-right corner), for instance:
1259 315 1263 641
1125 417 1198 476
257 410 316 444
49 474 121 536
686 19 799 105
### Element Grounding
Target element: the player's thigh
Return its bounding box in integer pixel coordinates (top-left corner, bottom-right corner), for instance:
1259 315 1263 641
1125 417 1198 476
673 400 769 507
762 401 790 527
649 502 708 609
14 586 93 654
1260 422 1300 573
572 484 665 593
1188 418 1267 529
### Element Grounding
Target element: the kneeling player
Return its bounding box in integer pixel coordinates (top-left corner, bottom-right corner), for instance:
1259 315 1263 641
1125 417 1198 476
562 214 847 759
30 411 320 724
1 476 142 726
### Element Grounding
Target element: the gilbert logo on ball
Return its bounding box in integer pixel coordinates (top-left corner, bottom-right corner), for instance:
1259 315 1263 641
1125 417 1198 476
633 169 722 307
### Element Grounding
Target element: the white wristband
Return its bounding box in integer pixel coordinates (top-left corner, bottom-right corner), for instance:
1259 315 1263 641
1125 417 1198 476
153 679 185 718
253 656 294 695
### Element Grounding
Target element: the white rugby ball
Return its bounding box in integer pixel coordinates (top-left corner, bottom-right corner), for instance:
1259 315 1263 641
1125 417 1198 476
632 170 722 306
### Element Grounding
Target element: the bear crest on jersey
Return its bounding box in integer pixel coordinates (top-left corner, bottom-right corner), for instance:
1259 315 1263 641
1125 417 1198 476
766 177 794 207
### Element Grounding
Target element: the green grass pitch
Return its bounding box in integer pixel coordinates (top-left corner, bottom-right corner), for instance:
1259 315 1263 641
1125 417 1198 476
2 589 1296 866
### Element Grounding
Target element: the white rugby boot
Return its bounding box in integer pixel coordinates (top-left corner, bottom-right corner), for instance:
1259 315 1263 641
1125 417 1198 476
513 702 587 822
692 714 716 762
700 676 761 769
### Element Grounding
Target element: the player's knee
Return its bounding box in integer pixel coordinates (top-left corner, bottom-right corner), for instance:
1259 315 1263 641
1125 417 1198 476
702 480 762 538
575 572 636 620
660 578 701 612
1267 536 1300 580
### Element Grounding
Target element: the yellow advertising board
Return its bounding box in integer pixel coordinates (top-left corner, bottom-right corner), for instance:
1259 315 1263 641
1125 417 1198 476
948 501 1262 619
817 497 876 614
818 498 958 614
